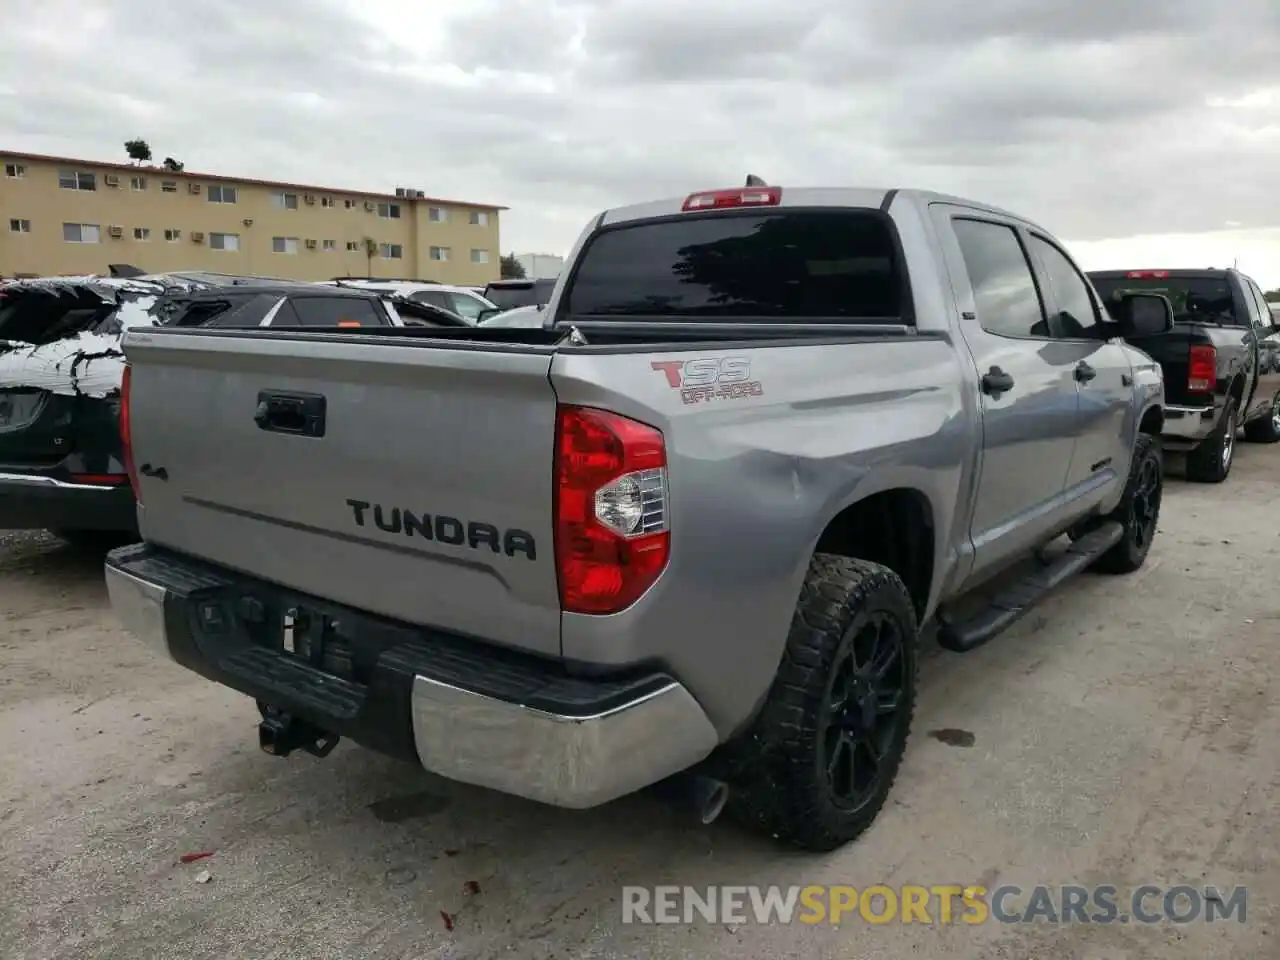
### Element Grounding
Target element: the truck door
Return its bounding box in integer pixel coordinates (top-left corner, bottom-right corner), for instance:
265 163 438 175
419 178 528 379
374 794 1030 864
933 208 1082 582
1024 233 1135 509
1242 276 1280 424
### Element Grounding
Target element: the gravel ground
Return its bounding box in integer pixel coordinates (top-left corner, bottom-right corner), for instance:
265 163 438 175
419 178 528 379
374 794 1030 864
1 448 1278 959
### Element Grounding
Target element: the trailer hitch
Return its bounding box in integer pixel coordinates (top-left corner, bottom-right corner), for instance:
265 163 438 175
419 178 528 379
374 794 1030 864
257 704 340 759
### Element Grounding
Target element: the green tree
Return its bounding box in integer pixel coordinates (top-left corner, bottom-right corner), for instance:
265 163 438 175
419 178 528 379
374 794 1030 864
124 139 152 163
363 236 379 276
1264 289 1280 302
500 253 526 279
162 157 185 172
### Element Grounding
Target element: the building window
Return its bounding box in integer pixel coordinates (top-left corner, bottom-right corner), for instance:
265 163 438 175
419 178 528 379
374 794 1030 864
210 232 240 251
469 211 488 227
344 198 356 209
272 236 299 254
323 239 336 251
134 227 151 241
4 163 24 179
161 181 177 193
430 246 451 262
207 185 237 204
164 228 181 242
470 249 490 265
321 197 335 208
346 241 359 252
429 207 448 223
274 191 299 210
9 218 31 233
130 176 146 191
379 243 404 260
63 222 101 243
377 203 401 220
58 170 96 191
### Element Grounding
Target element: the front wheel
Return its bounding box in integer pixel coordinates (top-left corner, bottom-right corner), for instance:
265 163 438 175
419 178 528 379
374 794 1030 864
1089 433 1163 574
726 555 918 852
1243 391 1280 443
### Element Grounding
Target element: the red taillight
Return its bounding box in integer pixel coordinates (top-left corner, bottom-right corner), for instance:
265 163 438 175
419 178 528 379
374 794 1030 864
1188 344 1216 393
70 474 129 486
682 186 782 212
553 405 669 615
119 363 141 502
1126 270 1170 279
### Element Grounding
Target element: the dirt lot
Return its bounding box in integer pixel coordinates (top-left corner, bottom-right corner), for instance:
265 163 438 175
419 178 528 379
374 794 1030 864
2 449 1278 960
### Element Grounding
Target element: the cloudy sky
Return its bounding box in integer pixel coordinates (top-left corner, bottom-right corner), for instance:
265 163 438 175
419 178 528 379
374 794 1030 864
3 0 1279 286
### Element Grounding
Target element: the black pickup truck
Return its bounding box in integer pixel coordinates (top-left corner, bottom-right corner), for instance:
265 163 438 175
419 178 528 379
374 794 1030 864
1089 268 1280 482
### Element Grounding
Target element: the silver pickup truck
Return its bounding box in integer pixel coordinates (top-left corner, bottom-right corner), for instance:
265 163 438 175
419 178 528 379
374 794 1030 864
105 183 1172 851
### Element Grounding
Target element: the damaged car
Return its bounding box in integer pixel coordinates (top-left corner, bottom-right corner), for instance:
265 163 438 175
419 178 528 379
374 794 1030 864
0 274 201 544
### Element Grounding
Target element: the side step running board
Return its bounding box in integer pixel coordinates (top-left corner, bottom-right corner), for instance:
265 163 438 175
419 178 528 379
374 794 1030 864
936 521 1124 653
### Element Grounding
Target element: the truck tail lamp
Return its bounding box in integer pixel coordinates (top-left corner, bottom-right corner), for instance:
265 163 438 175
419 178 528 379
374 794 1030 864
119 363 141 502
1187 344 1217 394
554 405 669 615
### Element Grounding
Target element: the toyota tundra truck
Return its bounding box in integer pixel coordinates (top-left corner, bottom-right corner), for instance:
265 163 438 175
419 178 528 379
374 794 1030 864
104 183 1171 851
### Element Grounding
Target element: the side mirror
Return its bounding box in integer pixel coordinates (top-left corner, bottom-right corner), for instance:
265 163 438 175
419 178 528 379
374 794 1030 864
476 308 499 324
1114 293 1174 338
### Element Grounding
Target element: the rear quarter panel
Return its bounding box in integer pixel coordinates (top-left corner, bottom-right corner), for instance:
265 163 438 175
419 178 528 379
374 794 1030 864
552 335 972 736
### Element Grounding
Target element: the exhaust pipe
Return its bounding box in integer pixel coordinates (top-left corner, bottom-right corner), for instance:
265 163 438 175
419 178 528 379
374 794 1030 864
652 773 730 825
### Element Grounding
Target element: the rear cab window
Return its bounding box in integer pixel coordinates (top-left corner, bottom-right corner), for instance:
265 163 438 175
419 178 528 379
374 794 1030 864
1090 272 1240 326
278 296 387 327
561 209 906 322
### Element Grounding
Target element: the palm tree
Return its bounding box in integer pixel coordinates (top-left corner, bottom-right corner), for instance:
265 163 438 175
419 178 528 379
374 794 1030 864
363 236 378 277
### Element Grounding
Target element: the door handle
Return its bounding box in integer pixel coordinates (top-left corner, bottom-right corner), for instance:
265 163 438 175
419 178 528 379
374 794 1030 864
1074 361 1097 383
980 366 1015 397
254 391 326 437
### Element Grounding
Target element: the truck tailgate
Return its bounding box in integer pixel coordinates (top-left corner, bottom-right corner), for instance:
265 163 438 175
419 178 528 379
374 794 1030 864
123 329 563 658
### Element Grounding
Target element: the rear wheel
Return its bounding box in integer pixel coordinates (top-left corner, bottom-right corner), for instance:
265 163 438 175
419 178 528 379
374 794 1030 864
1185 398 1236 483
726 555 918 852
1243 392 1280 443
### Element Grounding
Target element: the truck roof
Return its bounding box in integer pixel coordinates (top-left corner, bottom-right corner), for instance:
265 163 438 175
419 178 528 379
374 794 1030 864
596 186 1037 231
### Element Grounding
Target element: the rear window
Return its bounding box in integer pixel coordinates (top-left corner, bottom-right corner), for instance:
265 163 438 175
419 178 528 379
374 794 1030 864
1090 275 1237 325
563 210 904 321
484 280 554 311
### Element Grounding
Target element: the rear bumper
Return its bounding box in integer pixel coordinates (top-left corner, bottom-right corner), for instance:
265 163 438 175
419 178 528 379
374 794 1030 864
104 544 717 809
1161 403 1219 445
0 471 137 532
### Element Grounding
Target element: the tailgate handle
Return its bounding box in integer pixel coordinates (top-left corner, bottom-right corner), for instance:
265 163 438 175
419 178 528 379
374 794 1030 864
254 391 326 438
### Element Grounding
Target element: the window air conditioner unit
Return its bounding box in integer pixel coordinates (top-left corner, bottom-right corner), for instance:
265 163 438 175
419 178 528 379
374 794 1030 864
188 183 201 194
107 225 124 238
104 174 120 187
191 231 205 243
305 238 317 249
304 194 316 204
364 201 375 211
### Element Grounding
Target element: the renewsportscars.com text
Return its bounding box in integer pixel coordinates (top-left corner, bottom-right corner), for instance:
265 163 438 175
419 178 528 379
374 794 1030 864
621 884 1247 926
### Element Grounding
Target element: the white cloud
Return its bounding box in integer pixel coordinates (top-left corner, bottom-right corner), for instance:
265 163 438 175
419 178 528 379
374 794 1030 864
1 0 1278 286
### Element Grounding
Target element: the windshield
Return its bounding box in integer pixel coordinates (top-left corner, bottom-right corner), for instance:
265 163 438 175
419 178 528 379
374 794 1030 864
563 210 904 321
1091 275 1237 324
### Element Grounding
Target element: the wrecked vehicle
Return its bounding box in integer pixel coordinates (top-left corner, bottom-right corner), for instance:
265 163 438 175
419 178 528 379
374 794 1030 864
0 275 198 542
106 183 1171 851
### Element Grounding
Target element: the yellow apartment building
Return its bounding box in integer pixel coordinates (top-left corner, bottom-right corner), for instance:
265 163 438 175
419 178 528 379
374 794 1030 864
0 150 506 284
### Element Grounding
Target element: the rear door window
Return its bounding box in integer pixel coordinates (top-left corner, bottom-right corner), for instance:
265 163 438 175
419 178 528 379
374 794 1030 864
290 296 386 327
952 218 1049 339
564 211 904 321
410 289 455 312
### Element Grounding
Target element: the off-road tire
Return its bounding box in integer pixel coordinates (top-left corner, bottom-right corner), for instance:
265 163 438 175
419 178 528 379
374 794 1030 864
1185 397 1236 483
1088 433 1163 575
1242 391 1280 443
725 555 918 852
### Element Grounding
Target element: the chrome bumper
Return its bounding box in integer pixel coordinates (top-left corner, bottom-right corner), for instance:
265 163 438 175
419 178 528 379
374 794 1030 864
104 559 718 810
1162 404 1218 441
